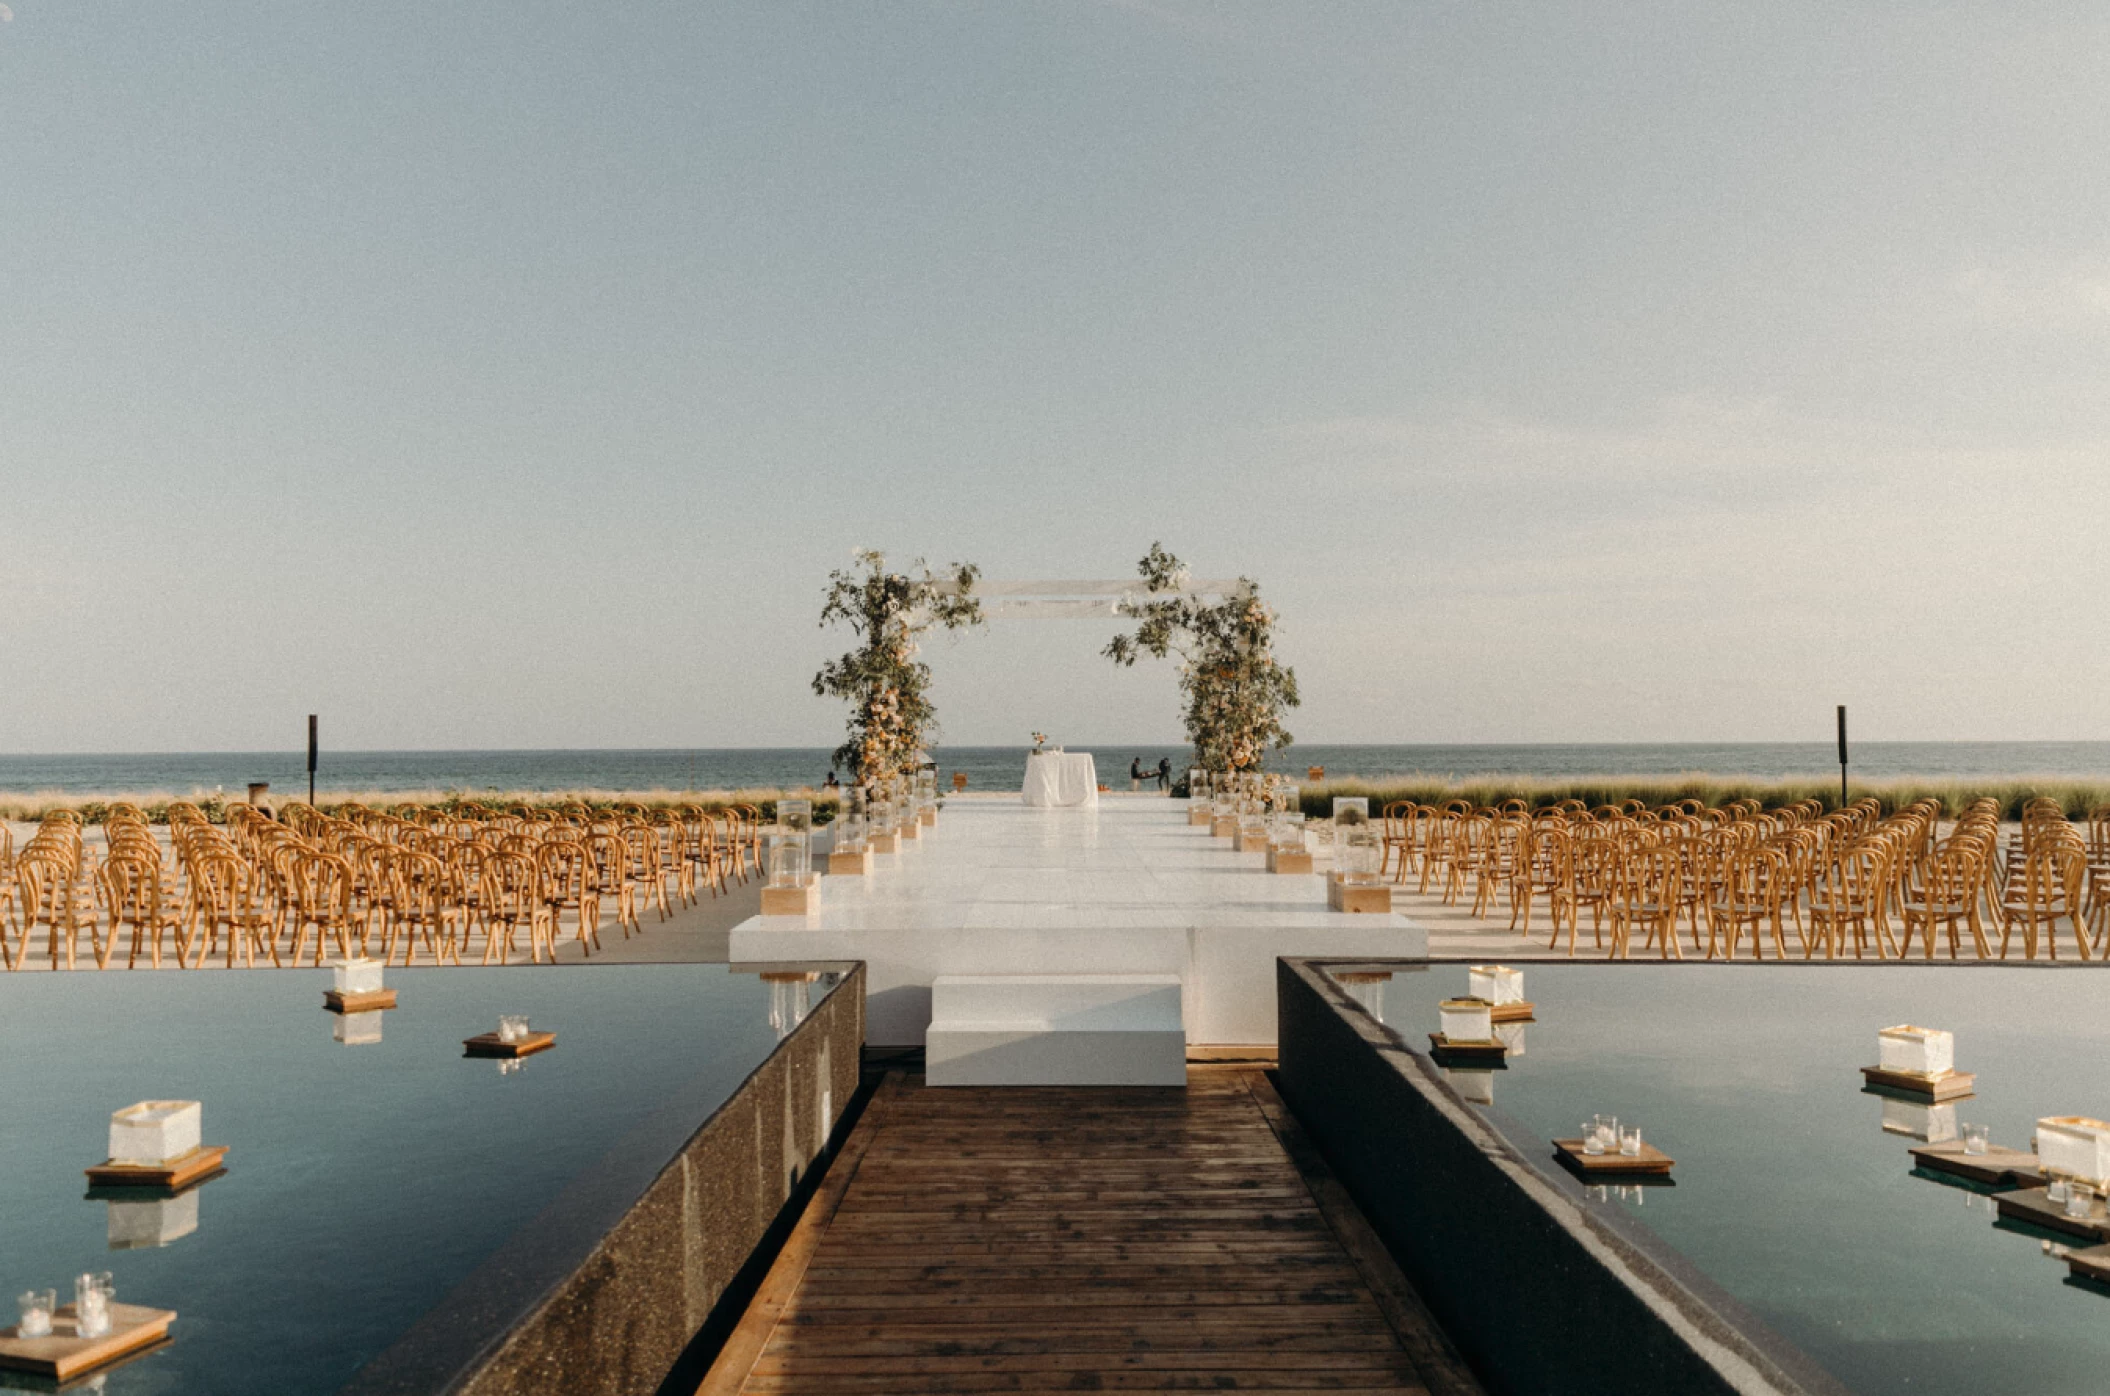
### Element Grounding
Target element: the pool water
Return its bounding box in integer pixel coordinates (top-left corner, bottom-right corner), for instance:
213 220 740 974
0 964 836 1394
1333 961 2110 1396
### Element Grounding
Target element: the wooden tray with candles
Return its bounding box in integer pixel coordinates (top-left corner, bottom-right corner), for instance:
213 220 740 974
0 1304 175 1383
1908 1141 2045 1190
84 1146 228 1192
463 1031 556 1059
1994 1186 2110 1244
1553 1138 1675 1178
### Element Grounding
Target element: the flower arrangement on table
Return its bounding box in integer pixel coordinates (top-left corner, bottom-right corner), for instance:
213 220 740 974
1031 732 1048 754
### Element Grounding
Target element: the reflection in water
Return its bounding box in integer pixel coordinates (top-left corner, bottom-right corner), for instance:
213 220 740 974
764 972 817 1039
334 1011 383 1046
1495 1023 1527 1059
1446 1068 1494 1104
495 1058 526 1077
1879 1095 1958 1143
107 1188 200 1250
1587 1183 1649 1208
1335 970 1392 1021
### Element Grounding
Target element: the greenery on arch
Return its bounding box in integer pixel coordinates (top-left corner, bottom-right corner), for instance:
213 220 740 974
1103 542 1298 774
812 550 984 783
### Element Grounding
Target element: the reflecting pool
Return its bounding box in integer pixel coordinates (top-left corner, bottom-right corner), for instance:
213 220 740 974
1325 960 2110 1396
0 963 846 1393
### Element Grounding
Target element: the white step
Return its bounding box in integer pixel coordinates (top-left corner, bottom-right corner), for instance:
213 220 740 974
926 974 1186 1087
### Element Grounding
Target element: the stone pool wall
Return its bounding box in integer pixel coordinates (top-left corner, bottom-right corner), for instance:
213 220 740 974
1275 958 1829 1396
345 964 865 1396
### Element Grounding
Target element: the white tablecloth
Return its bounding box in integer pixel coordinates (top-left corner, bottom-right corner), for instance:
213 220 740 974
1022 752 1099 808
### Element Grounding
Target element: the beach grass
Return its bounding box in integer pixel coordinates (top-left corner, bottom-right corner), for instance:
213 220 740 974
1297 773 2110 821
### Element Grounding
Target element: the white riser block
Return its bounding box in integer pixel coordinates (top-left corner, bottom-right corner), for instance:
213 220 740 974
927 1027 1187 1087
931 974 1182 1031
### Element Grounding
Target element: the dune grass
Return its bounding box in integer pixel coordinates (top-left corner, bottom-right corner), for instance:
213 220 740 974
1296 773 2110 821
0 786 842 825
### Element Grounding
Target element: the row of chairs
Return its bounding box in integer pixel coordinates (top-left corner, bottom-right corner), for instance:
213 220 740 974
1381 797 2110 961
0 799 766 971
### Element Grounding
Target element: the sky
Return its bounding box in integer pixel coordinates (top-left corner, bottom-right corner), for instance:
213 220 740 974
4 1 2108 753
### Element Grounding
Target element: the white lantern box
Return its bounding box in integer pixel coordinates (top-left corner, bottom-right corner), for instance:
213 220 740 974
1877 1025 1955 1078
1437 997 1495 1045
1469 966 1525 1006
2037 1117 2110 1188
109 1101 202 1167
332 957 385 996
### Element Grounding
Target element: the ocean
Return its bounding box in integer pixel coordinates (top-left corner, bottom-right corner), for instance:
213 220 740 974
4 743 2110 797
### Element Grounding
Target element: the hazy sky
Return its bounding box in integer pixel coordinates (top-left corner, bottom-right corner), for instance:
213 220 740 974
5 2 2108 753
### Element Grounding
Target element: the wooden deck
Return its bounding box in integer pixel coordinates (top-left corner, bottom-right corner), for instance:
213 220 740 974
700 1069 1479 1395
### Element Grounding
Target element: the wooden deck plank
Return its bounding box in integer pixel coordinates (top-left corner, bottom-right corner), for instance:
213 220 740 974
700 1070 1475 1396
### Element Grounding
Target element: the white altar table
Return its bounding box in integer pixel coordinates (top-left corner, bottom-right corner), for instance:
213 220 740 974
1022 751 1099 807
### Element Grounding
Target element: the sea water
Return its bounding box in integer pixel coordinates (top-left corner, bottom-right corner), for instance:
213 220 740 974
4 742 2110 796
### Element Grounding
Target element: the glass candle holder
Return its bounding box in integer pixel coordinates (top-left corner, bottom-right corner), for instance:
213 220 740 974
2068 1185 2096 1220
2049 1178 2072 1204
73 1273 113 1339
1582 1122 1606 1157
1961 1122 1990 1156
1619 1127 1643 1158
1593 1114 1619 1148
16 1289 54 1340
498 1014 530 1043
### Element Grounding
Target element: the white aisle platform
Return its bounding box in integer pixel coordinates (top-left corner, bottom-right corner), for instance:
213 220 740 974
728 799 1425 1047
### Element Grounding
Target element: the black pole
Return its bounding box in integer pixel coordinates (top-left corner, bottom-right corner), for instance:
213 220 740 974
1836 705 1848 810
308 714 318 805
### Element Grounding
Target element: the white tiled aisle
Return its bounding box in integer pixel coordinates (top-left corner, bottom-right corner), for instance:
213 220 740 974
728 798 1425 1047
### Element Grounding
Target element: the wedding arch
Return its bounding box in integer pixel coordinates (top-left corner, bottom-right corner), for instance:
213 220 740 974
813 546 1295 783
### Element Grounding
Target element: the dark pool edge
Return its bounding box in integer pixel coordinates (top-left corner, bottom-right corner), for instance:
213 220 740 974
1277 957 1851 1396
336 962 866 1396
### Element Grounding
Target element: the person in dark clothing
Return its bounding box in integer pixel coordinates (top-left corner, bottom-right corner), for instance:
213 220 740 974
1156 758 1172 791
823 771 841 789
1129 757 1144 791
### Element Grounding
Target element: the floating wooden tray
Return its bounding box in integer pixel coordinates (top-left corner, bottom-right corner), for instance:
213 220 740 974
1909 1141 2045 1190
1994 1187 2110 1243
1490 1001 1536 1024
0 1303 175 1382
463 1031 556 1059
1860 1065 1975 1101
1553 1139 1675 1177
84 1146 227 1192
1428 1033 1507 1062
323 987 397 1014
2064 1243 2110 1285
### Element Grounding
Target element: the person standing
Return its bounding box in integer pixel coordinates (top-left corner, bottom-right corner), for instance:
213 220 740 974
1129 757 1144 791
1156 757 1172 792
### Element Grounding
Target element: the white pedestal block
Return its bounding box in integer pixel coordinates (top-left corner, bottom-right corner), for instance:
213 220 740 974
926 974 1186 1087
